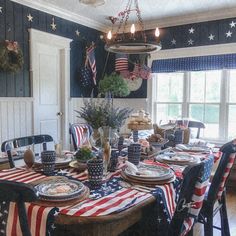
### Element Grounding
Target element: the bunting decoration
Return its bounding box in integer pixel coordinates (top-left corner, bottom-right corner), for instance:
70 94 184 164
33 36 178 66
115 53 128 72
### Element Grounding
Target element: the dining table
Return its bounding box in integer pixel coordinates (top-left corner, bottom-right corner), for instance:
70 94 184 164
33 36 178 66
0 148 217 236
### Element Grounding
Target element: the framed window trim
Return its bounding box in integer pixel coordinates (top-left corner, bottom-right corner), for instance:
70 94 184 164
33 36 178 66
148 43 236 143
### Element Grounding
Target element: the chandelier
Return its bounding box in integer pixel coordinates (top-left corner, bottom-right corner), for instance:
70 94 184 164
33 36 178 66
104 0 161 54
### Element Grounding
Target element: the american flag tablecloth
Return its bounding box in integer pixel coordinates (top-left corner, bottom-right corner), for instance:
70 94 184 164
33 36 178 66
0 167 180 236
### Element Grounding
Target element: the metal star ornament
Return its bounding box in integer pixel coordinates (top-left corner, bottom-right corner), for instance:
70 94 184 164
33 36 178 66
171 38 176 45
208 34 215 41
188 39 194 45
189 27 195 34
230 21 236 28
27 13 33 22
0 6 2 13
50 17 56 31
226 30 232 38
75 29 80 37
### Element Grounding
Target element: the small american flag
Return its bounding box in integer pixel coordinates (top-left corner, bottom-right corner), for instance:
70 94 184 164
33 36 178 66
139 65 152 80
132 63 140 78
180 155 214 236
86 46 97 85
115 53 128 72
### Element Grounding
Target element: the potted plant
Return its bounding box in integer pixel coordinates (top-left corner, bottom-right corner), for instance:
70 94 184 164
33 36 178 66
98 72 130 98
74 146 96 171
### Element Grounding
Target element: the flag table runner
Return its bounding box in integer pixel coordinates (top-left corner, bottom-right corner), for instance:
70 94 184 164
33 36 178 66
0 167 181 236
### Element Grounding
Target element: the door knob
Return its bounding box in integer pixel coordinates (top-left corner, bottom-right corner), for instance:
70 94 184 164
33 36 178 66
57 112 63 116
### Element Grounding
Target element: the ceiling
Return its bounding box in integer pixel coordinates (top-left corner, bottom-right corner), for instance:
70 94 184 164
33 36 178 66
13 0 236 32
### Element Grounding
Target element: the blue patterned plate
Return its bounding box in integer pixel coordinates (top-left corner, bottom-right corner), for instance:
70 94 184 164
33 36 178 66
35 179 84 201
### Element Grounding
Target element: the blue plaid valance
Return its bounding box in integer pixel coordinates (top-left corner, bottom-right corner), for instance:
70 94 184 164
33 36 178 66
151 54 236 73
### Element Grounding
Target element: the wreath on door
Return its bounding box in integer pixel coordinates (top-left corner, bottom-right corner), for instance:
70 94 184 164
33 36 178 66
0 40 24 73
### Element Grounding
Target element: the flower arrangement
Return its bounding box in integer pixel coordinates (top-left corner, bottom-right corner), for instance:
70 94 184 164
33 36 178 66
75 97 132 130
0 40 24 73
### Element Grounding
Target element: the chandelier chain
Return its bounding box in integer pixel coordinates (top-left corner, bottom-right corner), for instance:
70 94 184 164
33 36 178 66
134 0 146 41
116 0 131 37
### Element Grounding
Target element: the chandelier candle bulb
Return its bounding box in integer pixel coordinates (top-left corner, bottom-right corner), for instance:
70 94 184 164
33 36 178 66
107 30 112 40
155 27 160 37
130 24 135 34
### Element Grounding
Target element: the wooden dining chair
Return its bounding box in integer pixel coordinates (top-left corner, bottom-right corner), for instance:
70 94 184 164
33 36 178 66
1 134 54 168
69 123 93 150
197 140 236 236
0 179 38 236
168 154 214 236
177 119 205 139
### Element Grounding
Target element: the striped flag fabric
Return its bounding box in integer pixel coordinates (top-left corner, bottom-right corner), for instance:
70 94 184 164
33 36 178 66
0 166 181 236
115 53 128 72
86 45 97 85
180 155 214 236
217 153 236 199
0 168 56 236
60 183 151 217
70 124 92 150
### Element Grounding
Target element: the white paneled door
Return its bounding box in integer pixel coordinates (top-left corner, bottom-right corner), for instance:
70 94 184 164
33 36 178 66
30 29 72 149
35 44 61 142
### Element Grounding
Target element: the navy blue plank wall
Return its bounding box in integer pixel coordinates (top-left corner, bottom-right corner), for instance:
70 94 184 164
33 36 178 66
0 0 109 97
1 0 236 98
0 0 147 98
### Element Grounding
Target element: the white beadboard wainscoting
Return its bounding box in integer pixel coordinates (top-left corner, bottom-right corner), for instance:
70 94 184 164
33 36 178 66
0 98 34 146
0 97 150 151
69 97 150 134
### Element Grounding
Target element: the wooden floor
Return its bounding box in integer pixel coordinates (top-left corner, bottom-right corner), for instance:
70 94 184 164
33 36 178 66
194 188 236 236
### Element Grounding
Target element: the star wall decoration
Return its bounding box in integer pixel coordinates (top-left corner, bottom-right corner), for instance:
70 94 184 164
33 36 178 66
230 21 236 28
189 27 195 34
75 29 80 36
208 34 215 41
27 13 33 22
171 38 176 45
188 39 194 45
50 17 56 31
0 6 2 13
226 30 232 38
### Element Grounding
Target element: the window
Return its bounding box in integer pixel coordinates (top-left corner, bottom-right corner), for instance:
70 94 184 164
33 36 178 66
152 69 236 142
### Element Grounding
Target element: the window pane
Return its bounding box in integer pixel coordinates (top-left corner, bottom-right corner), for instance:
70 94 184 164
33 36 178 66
205 71 221 102
156 104 182 123
190 72 205 102
229 70 236 103
189 104 204 121
204 105 219 139
156 73 183 102
205 105 219 124
228 105 236 139
189 104 219 139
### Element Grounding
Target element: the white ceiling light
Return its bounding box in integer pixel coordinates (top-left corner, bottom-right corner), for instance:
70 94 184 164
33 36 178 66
79 0 106 7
